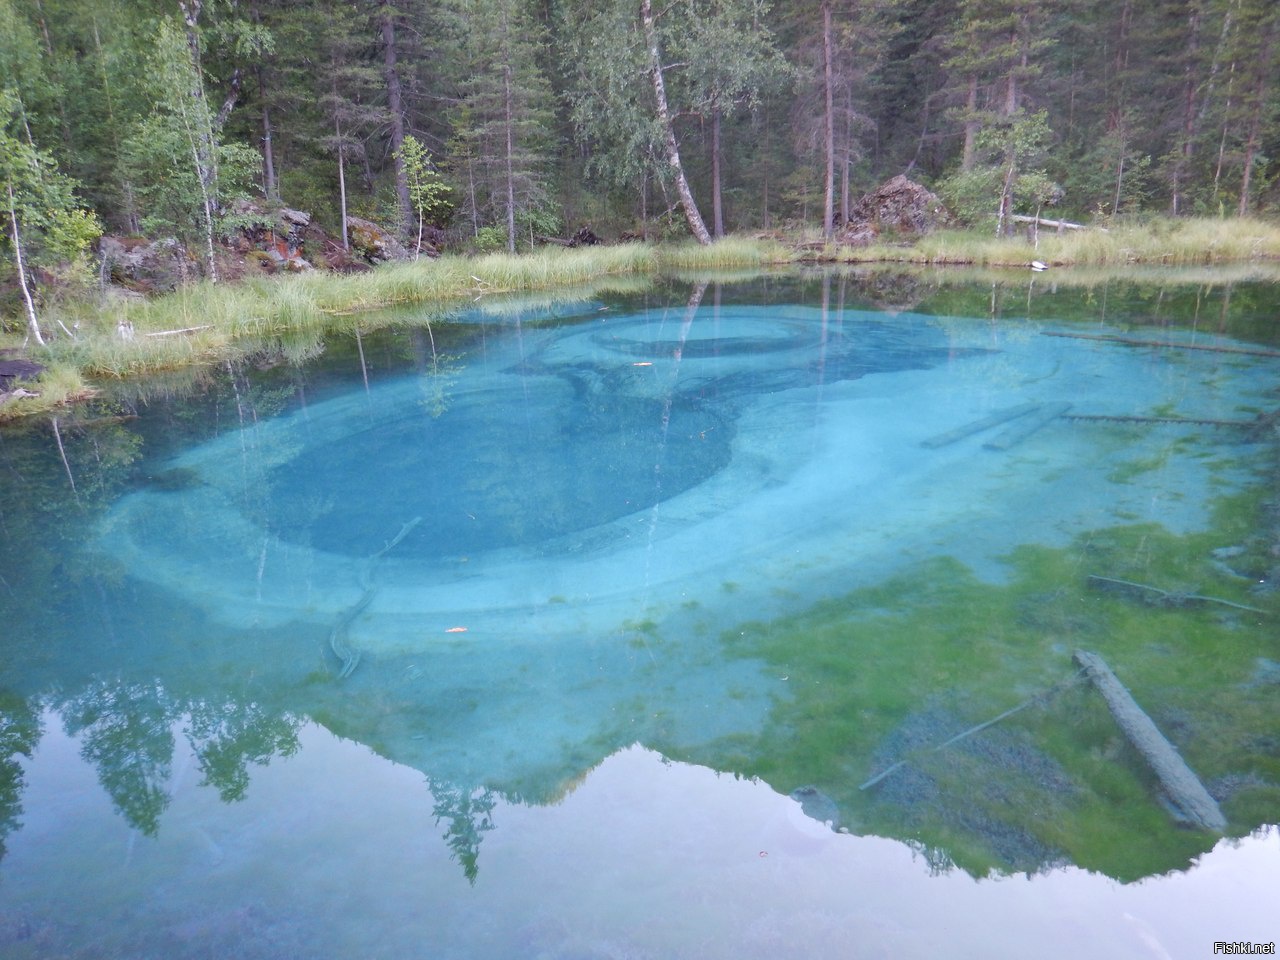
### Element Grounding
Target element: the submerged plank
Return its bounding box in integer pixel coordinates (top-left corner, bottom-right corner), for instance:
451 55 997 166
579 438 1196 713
982 401 1073 451
1073 650 1226 832
920 402 1042 449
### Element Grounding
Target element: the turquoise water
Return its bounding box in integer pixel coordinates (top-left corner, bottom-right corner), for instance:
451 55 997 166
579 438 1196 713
1 271 1278 957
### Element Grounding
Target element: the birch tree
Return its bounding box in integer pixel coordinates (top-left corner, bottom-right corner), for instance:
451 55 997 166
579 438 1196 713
563 0 712 243
1 90 101 346
120 16 258 279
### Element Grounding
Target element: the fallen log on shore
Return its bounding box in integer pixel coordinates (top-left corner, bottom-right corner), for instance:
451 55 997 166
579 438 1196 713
1072 650 1226 831
1011 214 1101 232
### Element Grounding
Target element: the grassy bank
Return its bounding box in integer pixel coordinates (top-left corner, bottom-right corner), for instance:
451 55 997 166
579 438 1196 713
0 239 788 420
3 219 1279 421
817 216 1280 267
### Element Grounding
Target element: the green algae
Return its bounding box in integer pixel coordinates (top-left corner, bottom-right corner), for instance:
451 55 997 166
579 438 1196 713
686 488 1278 880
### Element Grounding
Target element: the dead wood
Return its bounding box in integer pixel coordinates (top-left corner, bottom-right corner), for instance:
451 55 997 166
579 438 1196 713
1042 331 1280 359
920 402 1041 448
982 401 1072 450
1072 650 1226 831
1011 214 1100 232
1086 574 1267 614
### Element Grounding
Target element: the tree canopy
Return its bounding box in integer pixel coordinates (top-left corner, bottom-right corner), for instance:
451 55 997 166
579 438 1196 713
0 0 1277 264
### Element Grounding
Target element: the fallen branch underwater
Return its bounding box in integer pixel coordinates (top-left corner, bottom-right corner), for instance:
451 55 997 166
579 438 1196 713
1064 413 1258 429
859 669 1087 791
918 401 1072 451
1042 330 1280 359
328 516 423 679
1087 574 1268 615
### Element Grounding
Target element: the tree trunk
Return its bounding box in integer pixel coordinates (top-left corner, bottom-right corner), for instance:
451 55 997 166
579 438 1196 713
177 0 220 280
1074 650 1226 831
503 56 517 253
1171 7 1202 215
1237 25 1273 216
333 78 349 251
7 184 45 346
996 154 1016 237
822 1 835 239
761 102 771 229
840 97 852 225
260 98 277 199
250 1 277 199
961 75 978 171
641 0 711 245
711 103 724 238
379 2 412 235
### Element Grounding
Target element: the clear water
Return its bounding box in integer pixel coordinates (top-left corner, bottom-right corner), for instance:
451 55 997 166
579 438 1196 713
1 270 1278 958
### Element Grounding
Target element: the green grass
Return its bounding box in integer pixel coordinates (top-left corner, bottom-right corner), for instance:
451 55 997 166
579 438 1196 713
1 240 785 419
820 217 1280 267
4 219 1280 420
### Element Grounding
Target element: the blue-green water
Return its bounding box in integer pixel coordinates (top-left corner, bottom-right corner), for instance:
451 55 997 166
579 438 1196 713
1 270 1278 957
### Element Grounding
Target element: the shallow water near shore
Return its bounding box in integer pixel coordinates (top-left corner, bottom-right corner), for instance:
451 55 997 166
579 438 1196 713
1 268 1278 957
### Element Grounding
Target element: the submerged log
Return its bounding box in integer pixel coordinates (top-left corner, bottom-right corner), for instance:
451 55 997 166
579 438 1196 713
1072 650 1226 831
982 401 1072 450
1042 331 1280 359
920 402 1041 448
1065 413 1257 429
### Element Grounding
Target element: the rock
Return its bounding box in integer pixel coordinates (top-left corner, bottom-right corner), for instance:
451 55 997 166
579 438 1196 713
841 174 951 244
99 236 202 293
229 198 321 270
346 216 411 264
0 357 45 389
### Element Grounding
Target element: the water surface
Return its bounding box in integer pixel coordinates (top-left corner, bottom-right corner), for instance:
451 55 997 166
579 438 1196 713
1 269 1277 957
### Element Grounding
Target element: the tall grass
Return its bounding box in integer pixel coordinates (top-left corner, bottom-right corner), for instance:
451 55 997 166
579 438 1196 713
3 221 1277 420
5 239 779 390
823 217 1280 267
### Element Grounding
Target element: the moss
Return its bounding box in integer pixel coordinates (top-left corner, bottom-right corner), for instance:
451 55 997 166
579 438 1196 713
684 496 1278 879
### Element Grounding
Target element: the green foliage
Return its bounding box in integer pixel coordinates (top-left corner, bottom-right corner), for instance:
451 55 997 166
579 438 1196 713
1 89 102 297
938 110 1059 231
1 0 1279 270
397 135 452 228
121 120 259 242
471 226 507 253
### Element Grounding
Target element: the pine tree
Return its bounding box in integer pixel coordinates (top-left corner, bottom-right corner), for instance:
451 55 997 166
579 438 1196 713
442 0 557 251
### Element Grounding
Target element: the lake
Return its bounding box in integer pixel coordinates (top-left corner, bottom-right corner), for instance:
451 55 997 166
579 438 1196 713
1 266 1277 958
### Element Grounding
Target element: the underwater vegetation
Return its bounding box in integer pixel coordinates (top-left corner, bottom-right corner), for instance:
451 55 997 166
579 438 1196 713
690 492 1279 881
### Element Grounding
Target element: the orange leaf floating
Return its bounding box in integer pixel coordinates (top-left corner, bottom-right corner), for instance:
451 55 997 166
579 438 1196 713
445 626 468 633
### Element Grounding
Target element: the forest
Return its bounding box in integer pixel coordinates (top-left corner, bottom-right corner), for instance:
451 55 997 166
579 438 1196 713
2 0 1280 309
